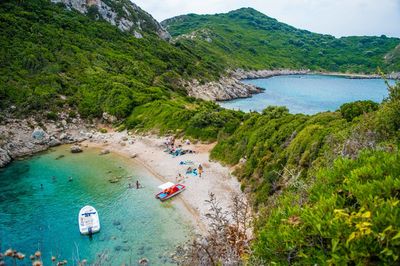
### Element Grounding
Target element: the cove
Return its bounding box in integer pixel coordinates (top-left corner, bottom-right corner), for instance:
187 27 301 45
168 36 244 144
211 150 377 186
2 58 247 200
220 74 396 114
0 146 191 265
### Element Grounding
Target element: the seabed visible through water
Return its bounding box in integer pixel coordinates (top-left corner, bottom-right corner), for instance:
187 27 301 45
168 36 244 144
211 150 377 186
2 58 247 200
0 146 192 265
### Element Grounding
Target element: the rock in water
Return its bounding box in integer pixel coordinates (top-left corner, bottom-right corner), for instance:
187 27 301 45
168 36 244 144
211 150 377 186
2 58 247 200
0 148 11 167
70 145 82 153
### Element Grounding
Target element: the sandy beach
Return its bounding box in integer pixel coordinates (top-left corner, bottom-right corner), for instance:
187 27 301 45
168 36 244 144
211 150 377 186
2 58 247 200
82 130 242 233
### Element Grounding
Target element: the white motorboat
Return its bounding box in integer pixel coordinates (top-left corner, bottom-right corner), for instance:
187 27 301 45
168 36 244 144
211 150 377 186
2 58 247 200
78 205 100 235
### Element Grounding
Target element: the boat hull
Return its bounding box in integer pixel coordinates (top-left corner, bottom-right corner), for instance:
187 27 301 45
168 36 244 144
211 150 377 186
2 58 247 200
78 205 101 235
156 184 186 201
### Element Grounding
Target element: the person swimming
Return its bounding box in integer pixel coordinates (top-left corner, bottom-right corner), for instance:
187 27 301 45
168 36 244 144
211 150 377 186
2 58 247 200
68 176 73 182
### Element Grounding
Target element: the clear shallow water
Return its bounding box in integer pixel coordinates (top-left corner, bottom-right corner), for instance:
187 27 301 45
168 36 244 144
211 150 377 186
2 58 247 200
0 146 191 265
220 75 395 114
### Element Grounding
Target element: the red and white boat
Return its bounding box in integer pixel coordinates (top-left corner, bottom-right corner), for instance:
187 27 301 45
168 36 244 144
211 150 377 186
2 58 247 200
156 182 186 201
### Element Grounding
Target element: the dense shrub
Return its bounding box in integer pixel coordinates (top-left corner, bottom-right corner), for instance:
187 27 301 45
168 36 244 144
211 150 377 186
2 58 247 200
46 111 58 121
125 99 243 141
253 150 400 265
340 100 379 121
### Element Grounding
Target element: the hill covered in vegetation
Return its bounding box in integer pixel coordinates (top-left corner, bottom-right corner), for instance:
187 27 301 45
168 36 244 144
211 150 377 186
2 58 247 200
163 8 400 73
1 1 399 264
0 0 225 119
208 81 400 264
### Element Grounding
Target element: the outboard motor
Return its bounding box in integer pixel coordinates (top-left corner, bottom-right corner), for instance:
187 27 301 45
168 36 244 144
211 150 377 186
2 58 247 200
88 227 93 237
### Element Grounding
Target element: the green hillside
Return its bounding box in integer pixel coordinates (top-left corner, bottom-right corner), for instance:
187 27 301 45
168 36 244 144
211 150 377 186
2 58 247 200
209 83 400 264
1 1 400 264
163 8 400 73
0 0 224 118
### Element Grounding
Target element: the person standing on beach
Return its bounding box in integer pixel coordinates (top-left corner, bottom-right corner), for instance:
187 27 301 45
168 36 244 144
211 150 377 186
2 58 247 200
198 164 203 177
136 180 141 189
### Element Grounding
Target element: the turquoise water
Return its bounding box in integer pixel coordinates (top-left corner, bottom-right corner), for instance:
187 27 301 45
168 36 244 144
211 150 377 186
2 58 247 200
0 146 191 265
220 75 396 114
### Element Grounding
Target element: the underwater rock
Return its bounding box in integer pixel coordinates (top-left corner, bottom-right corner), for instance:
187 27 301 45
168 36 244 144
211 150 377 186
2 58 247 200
122 246 130 252
108 177 120 183
55 155 65 160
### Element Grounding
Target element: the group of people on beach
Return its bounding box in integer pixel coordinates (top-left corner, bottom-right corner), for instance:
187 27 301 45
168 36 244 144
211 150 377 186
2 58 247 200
164 136 196 157
165 136 205 183
177 163 204 182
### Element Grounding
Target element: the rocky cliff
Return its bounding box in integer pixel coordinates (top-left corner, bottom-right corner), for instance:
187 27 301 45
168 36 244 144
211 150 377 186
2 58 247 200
51 0 170 40
184 76 263 101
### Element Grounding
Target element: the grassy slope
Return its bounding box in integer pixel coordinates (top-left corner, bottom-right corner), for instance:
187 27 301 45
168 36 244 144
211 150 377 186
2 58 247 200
163 8 400 73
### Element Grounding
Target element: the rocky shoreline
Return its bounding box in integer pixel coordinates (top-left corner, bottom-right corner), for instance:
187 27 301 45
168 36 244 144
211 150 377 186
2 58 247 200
184 76 264 101
186 69 399 102
0 112 120 168
2 69 398 167
185 69 309 101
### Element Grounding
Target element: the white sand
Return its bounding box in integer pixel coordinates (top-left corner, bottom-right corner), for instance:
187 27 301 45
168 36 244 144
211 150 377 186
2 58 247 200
82 131 242 232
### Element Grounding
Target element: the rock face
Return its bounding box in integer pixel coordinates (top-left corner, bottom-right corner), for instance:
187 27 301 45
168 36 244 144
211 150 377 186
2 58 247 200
51 0 170 40
0 117 92 168
186 76 263 101
0 148 11 168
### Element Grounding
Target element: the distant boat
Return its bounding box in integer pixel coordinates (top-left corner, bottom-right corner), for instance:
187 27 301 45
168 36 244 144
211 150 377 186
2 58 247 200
78 205 100 235
156 182 185 201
